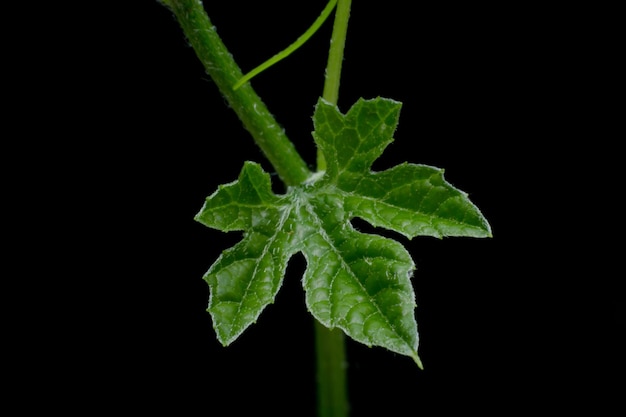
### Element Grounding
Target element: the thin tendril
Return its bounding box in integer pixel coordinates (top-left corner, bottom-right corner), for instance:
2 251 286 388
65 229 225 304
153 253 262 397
233 0 338 90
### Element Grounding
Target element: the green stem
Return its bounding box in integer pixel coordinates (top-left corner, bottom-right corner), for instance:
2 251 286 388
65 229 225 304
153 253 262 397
161 0 311 186
315 321 348 417
162 1 352 415
322 0 351 107
317 0 352 171
315 2 352 417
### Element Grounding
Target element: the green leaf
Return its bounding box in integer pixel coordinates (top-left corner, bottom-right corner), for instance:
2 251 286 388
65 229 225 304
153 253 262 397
313 97 492 239
195 97 492 365
194 162 295 345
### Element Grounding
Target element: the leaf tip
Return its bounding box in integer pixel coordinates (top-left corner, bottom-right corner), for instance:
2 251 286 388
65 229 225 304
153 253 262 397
413 353 424 370
476 217 494 238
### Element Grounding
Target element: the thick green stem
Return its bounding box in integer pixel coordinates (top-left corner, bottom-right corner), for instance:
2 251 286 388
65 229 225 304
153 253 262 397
315 2 352 417
161 0 311 186
315 321 348 417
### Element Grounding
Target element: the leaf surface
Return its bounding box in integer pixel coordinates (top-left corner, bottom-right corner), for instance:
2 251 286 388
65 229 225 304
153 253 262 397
195 97 492 364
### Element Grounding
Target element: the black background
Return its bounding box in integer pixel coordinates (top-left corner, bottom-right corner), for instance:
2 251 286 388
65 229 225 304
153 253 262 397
14 1 622 415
